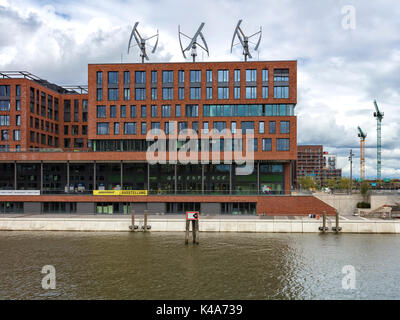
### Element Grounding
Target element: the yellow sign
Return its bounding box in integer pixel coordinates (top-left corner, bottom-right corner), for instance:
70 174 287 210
93 190 148 196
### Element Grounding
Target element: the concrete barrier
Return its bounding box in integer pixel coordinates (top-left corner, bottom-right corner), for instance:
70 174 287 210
0 216 399 234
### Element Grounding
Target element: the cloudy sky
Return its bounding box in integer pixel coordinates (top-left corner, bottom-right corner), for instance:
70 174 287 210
0 0 399 179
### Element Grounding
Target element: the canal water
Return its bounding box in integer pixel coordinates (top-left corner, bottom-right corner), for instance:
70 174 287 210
0 231 399 300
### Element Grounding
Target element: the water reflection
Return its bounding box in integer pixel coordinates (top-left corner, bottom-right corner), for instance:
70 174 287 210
0 232 400 300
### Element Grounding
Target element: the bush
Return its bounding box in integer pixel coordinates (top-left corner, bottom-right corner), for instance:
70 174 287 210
357 202 371 209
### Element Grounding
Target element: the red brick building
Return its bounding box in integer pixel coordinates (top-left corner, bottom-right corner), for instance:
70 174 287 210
0 63 335 215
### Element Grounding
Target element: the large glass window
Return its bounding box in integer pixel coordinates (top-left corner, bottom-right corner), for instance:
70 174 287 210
124 122 137 134
162 105 171 117
97 123 109 135
135 88 146 100
114 122 120 135
190 70 201 82
130 105 137 118
262 138 272 151
108 88 119 101
162 71 173 83
277 138 290 151
96 71 103 84
218 87 229 99
0 100 10 111
0 85 10 96
97 105 106 118
108 71 119 84
206 87 212 99
234 69 240 82
151 71 157 83
206 70 212 82
97 88 103 101
190 87 201 100
135 71 146 84
162 88 173 100
141 105 146 118
151 105 157 117
213 121 226 131
110 105 116 118
141 122 147 134
259 121 265 134
217 70 229 82
178 87 184 100
175 105 181 117
280 121 290 134
124 71 130 84
178 70 185 83
185 105 198 117
246 69 257 82
121 105 126 118
262 86 268 99
274 86 289 98
124 88 130 100
234 87 240 99
262 69 268 82
151 88 157 100
269 121 276 134
241 121 254 134
245 86 257 99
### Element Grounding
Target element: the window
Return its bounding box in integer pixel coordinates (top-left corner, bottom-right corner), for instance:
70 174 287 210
179 70 185 83
114 122 120 135
262 69 268 82
97 123 109 135
241 121 254 134
162 88 173 100
151 105 158 117
108 71 119 84
234 69 240 82
249 138 258 152
15 85 21 97
108 88 119 101
110 105 116 118
64 100 71 122
124 88 130 100
262 86 268 99
151 88 157 100
218 87 229 99
206 87 212 99
175 105 181 117
178 87 184 100
190 87 201 100
234 87 240 99
186 105 198 117
141 122 147 134
192 121 199 133
280 121 290 134
164 122 171 135
274 86 289 99
74 100 79 121
269 121 276 134
16 115 21 126
262 138 272 151
82 100 88 122
162 105 171 117
206 70 212 82
213 121 226 131
246 69 257 82
71 125 79 135
16 100 20 111
190 70 201 83
135 88 146 100
218 70 229 82
141 105 147 118
97 71 103 84
277 138 290 151
124 122 137 134
121 105 126 118
151 122 161 133
1 130 8 141
151 71 157 83
203 122 209 133
245 86 257 99
124 71 130 84
97 106 106 118
162 71 173 83
231 121 236 134
0 100 10 111
135 71 146 84
259 121 265 134
178 121 188 133
0 85 10 96
130 105 137 118
97 88 103 101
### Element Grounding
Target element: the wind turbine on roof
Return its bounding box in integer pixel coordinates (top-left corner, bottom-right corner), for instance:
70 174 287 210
230 19 262 61
127 22 159 63
178 23 209 62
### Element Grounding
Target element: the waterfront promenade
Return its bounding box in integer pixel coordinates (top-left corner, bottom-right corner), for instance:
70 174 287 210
0 214 399 234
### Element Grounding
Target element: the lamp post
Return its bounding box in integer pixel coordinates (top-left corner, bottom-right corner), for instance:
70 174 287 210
349 149 355 194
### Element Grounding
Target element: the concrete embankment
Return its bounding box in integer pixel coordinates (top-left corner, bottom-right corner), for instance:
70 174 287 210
0 215 399 234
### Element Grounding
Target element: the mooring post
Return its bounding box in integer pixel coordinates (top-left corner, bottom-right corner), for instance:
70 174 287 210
322 211 326 233
335 210 341 233
185 220 190 245
143 209 148 232
192 220 196 244
131 209 135 231
195 220 199 244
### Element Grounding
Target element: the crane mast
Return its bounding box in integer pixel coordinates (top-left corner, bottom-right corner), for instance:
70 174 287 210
373 100 384 181
357 126 367 181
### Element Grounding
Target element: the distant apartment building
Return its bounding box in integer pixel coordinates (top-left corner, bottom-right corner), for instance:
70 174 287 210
297 145 342 186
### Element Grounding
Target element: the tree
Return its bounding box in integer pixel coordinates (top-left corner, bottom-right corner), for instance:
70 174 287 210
324 178 338 190
299 176 317 190
360 181 370 201
338 177 351 191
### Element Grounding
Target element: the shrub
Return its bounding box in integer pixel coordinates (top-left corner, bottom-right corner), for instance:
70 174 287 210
357 202 371 209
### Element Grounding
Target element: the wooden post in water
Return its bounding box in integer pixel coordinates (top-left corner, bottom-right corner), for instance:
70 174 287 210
185 220 190 244
131 209 135 231
143 209 148 232
335 210 340 233
322 211 326 233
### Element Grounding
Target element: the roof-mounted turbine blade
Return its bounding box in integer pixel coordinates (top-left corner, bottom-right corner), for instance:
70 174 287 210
127 21 159 63
178 23 209 62
230 19 263 61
